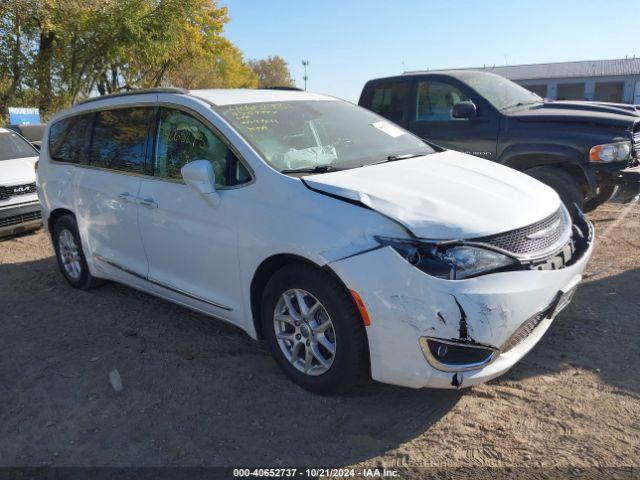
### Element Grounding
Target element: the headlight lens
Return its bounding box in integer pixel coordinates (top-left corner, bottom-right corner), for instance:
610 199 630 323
375 237 516 279
589 141 631 162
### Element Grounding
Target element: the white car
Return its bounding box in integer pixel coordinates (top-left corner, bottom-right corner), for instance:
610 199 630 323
37 88 594 393
0 127 41 237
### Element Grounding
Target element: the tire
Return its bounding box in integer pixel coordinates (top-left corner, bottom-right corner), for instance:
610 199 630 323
52 214 105 290
583 184 616 212
261 263 370 394
525 166 584 215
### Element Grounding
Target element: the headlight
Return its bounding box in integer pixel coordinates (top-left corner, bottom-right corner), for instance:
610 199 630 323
375 237 516 280
589 141 631 162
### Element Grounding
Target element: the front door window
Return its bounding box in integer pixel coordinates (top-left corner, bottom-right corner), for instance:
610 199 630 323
154 108 250 186
416 81 470 121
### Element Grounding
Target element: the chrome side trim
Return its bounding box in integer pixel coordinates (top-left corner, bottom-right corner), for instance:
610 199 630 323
419 337 499 373
93 254 147 280
93 254 232 311
148 276 232 311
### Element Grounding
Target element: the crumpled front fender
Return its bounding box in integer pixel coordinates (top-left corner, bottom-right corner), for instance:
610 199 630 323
329 240 593 389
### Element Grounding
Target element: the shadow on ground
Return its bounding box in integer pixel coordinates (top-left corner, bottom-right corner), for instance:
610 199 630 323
0 257 461 467
498 267 640 395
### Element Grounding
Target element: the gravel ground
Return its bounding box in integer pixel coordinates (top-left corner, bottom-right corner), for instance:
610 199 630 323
0 203 638 474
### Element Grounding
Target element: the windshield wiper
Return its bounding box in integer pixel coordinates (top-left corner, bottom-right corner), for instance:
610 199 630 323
365 152 426 166
280 164 337 174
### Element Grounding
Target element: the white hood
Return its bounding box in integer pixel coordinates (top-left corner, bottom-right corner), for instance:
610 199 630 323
0 156 38 184
303 150 560 239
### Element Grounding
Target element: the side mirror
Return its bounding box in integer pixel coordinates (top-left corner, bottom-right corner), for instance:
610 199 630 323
452 101 477 119
181 160 220 206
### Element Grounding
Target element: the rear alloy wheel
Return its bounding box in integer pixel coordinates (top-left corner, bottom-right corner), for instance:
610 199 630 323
52 214 105 290
58 228 82 281
261 263 370 394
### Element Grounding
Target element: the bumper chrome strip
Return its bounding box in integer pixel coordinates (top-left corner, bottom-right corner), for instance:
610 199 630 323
419 337 499 372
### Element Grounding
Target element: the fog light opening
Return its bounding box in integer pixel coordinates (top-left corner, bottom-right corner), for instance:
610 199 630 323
419 337 498 372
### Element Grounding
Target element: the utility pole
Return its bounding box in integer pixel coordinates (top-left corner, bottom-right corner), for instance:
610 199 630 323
302 60 309 91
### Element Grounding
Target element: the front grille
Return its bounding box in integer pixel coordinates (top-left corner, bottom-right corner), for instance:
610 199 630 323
474 207 569 256
633 130 640 160
0 182 37 201
0 210 41 228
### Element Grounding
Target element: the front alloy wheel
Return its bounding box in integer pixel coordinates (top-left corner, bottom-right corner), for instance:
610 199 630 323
273 289 336 376
261 263 370 394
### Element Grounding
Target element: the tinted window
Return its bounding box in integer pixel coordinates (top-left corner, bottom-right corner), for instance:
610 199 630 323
49 114 92 164
416 81 470 121
368 82 408 123
0 130 38 161
89 107 153 174
154 108 250 186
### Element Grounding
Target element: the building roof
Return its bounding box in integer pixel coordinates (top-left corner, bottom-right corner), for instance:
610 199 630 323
406 58 640 81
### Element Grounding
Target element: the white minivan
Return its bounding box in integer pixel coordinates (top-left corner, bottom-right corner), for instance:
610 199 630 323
38 88 594 393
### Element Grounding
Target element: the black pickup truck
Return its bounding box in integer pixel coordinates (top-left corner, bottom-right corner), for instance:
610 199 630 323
359 70 640 211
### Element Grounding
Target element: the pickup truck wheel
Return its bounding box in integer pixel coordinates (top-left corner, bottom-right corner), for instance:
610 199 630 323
525 166 584 215
52 214 105 290
261 263 370 395
583 185 616 212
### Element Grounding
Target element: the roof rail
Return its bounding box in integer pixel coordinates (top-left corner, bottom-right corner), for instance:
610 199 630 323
75 87 189 106
263 86 303 91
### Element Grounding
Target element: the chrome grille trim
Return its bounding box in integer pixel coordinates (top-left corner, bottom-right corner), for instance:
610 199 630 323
0 210 41 228
0 182 37 201
472 207 572 261
633 131 640 159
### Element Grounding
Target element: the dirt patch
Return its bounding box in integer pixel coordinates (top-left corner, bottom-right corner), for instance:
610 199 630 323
0 203 638 471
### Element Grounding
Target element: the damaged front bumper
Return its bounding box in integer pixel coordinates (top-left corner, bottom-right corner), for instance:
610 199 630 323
329 217 594 389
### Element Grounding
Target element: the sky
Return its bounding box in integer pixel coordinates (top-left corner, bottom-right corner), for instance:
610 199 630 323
221 0 639 102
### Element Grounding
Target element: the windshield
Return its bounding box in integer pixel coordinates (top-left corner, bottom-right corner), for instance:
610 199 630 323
218 100 433 172
462 73 543 111
0 130 38 161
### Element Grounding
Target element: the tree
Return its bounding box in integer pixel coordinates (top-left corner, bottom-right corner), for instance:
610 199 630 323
0 0 261 119
248 56 295 88
166 39 257 90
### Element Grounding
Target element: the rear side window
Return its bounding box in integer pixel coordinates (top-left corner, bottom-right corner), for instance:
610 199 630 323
89 107 153 174
367 81 408 123
49 114 93 164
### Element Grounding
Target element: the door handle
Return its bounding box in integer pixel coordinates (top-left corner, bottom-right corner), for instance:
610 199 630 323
139 198 158 208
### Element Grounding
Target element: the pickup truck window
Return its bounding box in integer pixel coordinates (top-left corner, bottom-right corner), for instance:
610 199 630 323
368 81 408 123
416 81 470 121
463 73 542 111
